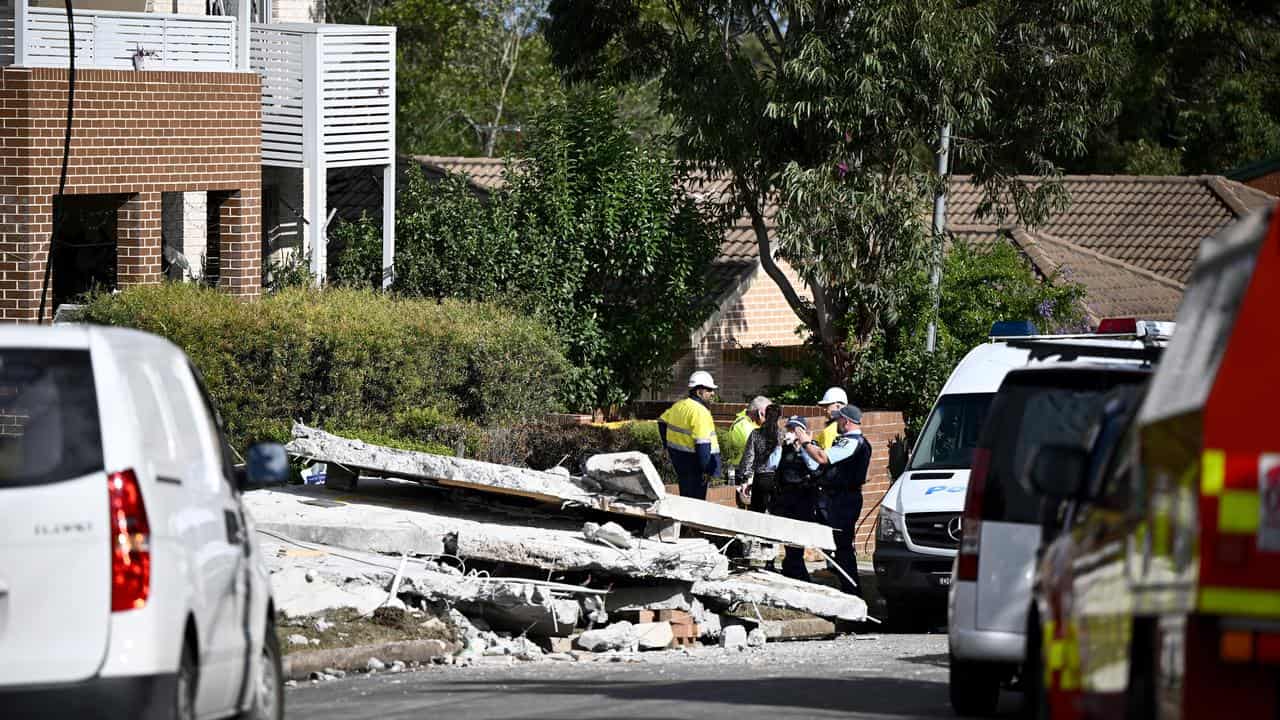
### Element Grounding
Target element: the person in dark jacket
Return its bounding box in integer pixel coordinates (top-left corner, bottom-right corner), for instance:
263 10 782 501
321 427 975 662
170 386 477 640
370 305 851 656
735 403 783 514
772 416 822 582
794 404 871 597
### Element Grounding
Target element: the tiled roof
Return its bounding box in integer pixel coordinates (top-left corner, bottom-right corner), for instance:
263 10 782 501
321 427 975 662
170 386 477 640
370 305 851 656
412 155 512 192
947 175 1275 283
1008 228 1185 322
409 157 1276 327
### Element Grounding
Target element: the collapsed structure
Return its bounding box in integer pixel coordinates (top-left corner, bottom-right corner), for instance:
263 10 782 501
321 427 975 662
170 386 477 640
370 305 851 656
253 423 868 660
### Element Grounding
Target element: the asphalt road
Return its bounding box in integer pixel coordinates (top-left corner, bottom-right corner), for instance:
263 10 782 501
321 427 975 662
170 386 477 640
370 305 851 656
285 633 1026 720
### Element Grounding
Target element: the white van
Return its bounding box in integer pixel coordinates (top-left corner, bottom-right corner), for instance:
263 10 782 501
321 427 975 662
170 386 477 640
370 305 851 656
872 339 1035 627
0 325 288 720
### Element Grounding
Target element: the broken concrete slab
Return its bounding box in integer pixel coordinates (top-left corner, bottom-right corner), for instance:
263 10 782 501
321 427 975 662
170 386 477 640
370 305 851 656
719 625 747 649
577 621 636 652
654 495 834 550
634 622 675 650
584 452 665 501
287 424 834 550
691 570 868 623
458 583 580 637
247 480 729 583
283 639 456 681
582 521 634 549
289 424 599 504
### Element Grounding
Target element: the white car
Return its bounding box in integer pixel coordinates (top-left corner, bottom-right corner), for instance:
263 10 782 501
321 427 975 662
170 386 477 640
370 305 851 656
0 325 288 720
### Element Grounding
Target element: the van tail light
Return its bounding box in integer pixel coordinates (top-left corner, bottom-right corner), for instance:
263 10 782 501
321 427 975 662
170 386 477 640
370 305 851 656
108 469 151 612
957 448 990 581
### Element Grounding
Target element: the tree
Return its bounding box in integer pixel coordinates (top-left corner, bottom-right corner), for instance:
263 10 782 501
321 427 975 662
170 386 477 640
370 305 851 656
765 238 1086 435
546 0 1146 383
1064 0 1280 174
333 89 723 410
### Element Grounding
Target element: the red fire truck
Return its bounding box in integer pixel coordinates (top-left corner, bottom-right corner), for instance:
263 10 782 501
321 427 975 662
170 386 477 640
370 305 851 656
1029 203 1280 719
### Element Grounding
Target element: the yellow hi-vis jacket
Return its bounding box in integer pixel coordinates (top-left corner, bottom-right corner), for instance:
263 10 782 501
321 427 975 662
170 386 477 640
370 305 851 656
817 419 839 450
659 397 721 477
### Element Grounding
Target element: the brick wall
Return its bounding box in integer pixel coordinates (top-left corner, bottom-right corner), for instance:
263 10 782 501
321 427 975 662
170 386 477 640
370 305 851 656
666 261 811 402
0 67 262 322
1244 170 1280 198
640 401 905 555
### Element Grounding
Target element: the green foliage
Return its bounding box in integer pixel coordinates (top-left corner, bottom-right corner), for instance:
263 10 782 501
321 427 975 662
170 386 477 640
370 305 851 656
767 239 1087 437
546 0 1147 384
78 284 569 451
335 89 721 411
1067 0 1280 174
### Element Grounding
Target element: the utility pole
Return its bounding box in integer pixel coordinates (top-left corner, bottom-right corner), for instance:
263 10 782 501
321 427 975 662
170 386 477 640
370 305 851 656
925 123 952 353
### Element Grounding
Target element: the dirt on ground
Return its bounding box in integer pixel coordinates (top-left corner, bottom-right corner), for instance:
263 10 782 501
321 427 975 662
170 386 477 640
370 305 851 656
277 606 459 655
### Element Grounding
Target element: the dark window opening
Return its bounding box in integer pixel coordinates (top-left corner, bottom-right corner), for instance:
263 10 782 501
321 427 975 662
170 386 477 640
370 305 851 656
51 195 124 310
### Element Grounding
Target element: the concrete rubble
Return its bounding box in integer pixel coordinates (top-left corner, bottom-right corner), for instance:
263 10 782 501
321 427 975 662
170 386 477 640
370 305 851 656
288 423 834 550
692 570 869 623
258 425 869 666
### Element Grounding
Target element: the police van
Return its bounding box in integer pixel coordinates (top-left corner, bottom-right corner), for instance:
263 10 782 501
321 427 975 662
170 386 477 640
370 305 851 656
872 321 1170 629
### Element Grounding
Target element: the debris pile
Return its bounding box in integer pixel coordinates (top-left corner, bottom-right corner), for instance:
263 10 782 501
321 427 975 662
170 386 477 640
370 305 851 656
253 423 867 671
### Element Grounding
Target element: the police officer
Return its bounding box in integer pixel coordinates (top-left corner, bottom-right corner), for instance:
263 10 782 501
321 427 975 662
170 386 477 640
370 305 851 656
815 387 849 450
772 416 822 582
794 404 870 597
658 371 721 500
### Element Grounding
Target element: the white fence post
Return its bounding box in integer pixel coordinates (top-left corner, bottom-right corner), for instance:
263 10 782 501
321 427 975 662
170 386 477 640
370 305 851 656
381 30 396 290
14 0 27 66
302 30 326 285
236 0 249 70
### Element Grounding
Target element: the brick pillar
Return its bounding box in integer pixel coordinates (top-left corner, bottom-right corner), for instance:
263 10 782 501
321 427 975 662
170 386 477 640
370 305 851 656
216 189 261 300
0 192 53 323
117 192 163 288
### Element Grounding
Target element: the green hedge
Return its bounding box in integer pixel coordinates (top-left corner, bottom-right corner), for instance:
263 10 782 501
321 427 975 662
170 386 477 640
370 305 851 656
80 284 569 451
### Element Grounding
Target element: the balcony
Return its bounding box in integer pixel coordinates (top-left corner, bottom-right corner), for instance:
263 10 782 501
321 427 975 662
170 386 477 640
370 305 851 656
0 1 239 70
0 0 397 287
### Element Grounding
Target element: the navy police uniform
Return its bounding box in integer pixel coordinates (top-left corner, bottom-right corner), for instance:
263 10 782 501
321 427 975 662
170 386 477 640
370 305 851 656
818 429 871 597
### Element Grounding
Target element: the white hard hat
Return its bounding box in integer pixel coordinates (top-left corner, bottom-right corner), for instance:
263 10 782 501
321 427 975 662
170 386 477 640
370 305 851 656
818 387 848 406
688 370 717 390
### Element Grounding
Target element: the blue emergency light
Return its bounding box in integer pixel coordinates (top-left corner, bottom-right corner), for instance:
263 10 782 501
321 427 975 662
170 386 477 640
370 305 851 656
989 320 1038 338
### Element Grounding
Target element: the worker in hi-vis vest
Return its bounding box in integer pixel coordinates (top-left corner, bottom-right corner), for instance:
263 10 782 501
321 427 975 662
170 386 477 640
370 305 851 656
658 371 721 500
815 386 849 450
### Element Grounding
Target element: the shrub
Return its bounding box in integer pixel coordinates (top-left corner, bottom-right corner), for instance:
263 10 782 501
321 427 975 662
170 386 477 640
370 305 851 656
79 284 569 451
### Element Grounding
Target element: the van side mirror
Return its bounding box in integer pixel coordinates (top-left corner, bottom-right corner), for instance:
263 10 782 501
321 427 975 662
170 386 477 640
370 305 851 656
1028 444 1089 499
240 442 290 491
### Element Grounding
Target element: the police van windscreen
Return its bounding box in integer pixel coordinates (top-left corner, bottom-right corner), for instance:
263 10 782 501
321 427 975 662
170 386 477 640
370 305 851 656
909 393 994 471
0 349 104 488
979 369 1147 524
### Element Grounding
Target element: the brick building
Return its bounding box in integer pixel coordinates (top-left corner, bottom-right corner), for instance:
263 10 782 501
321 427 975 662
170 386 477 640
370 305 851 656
1228 155 1280 198
0 67 262 322
0 0 396 322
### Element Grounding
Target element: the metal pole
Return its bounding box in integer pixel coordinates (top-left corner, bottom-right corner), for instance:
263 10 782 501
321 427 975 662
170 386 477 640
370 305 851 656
925 123 951 353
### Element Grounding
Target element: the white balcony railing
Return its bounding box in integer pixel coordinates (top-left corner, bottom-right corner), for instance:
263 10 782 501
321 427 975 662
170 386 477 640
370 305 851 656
0 1 237 71
252 23 396 169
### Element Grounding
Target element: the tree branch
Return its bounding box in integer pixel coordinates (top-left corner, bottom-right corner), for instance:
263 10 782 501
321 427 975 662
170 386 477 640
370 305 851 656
736 175 814 330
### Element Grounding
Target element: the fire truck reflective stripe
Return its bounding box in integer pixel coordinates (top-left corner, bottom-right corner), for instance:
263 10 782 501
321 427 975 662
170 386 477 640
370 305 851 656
1203 449 1226 497
1219 491 1261 533
1200 587 1280 616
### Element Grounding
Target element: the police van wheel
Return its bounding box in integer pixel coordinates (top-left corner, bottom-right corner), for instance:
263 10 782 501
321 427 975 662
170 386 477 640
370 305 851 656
950 652 1002 716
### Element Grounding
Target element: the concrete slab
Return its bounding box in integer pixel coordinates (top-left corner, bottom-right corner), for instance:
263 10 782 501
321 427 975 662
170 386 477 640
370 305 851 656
246 480 729 583
691 570 868 623
286 424 834 551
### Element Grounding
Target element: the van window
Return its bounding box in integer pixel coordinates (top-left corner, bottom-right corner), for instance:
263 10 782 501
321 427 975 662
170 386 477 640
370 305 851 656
0 349 104 488
980 369 1146 524
909 393 993 471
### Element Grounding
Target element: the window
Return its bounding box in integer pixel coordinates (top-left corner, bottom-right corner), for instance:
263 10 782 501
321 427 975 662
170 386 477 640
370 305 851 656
980 370 1147 524
909 393 994 471
0 349 103 488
